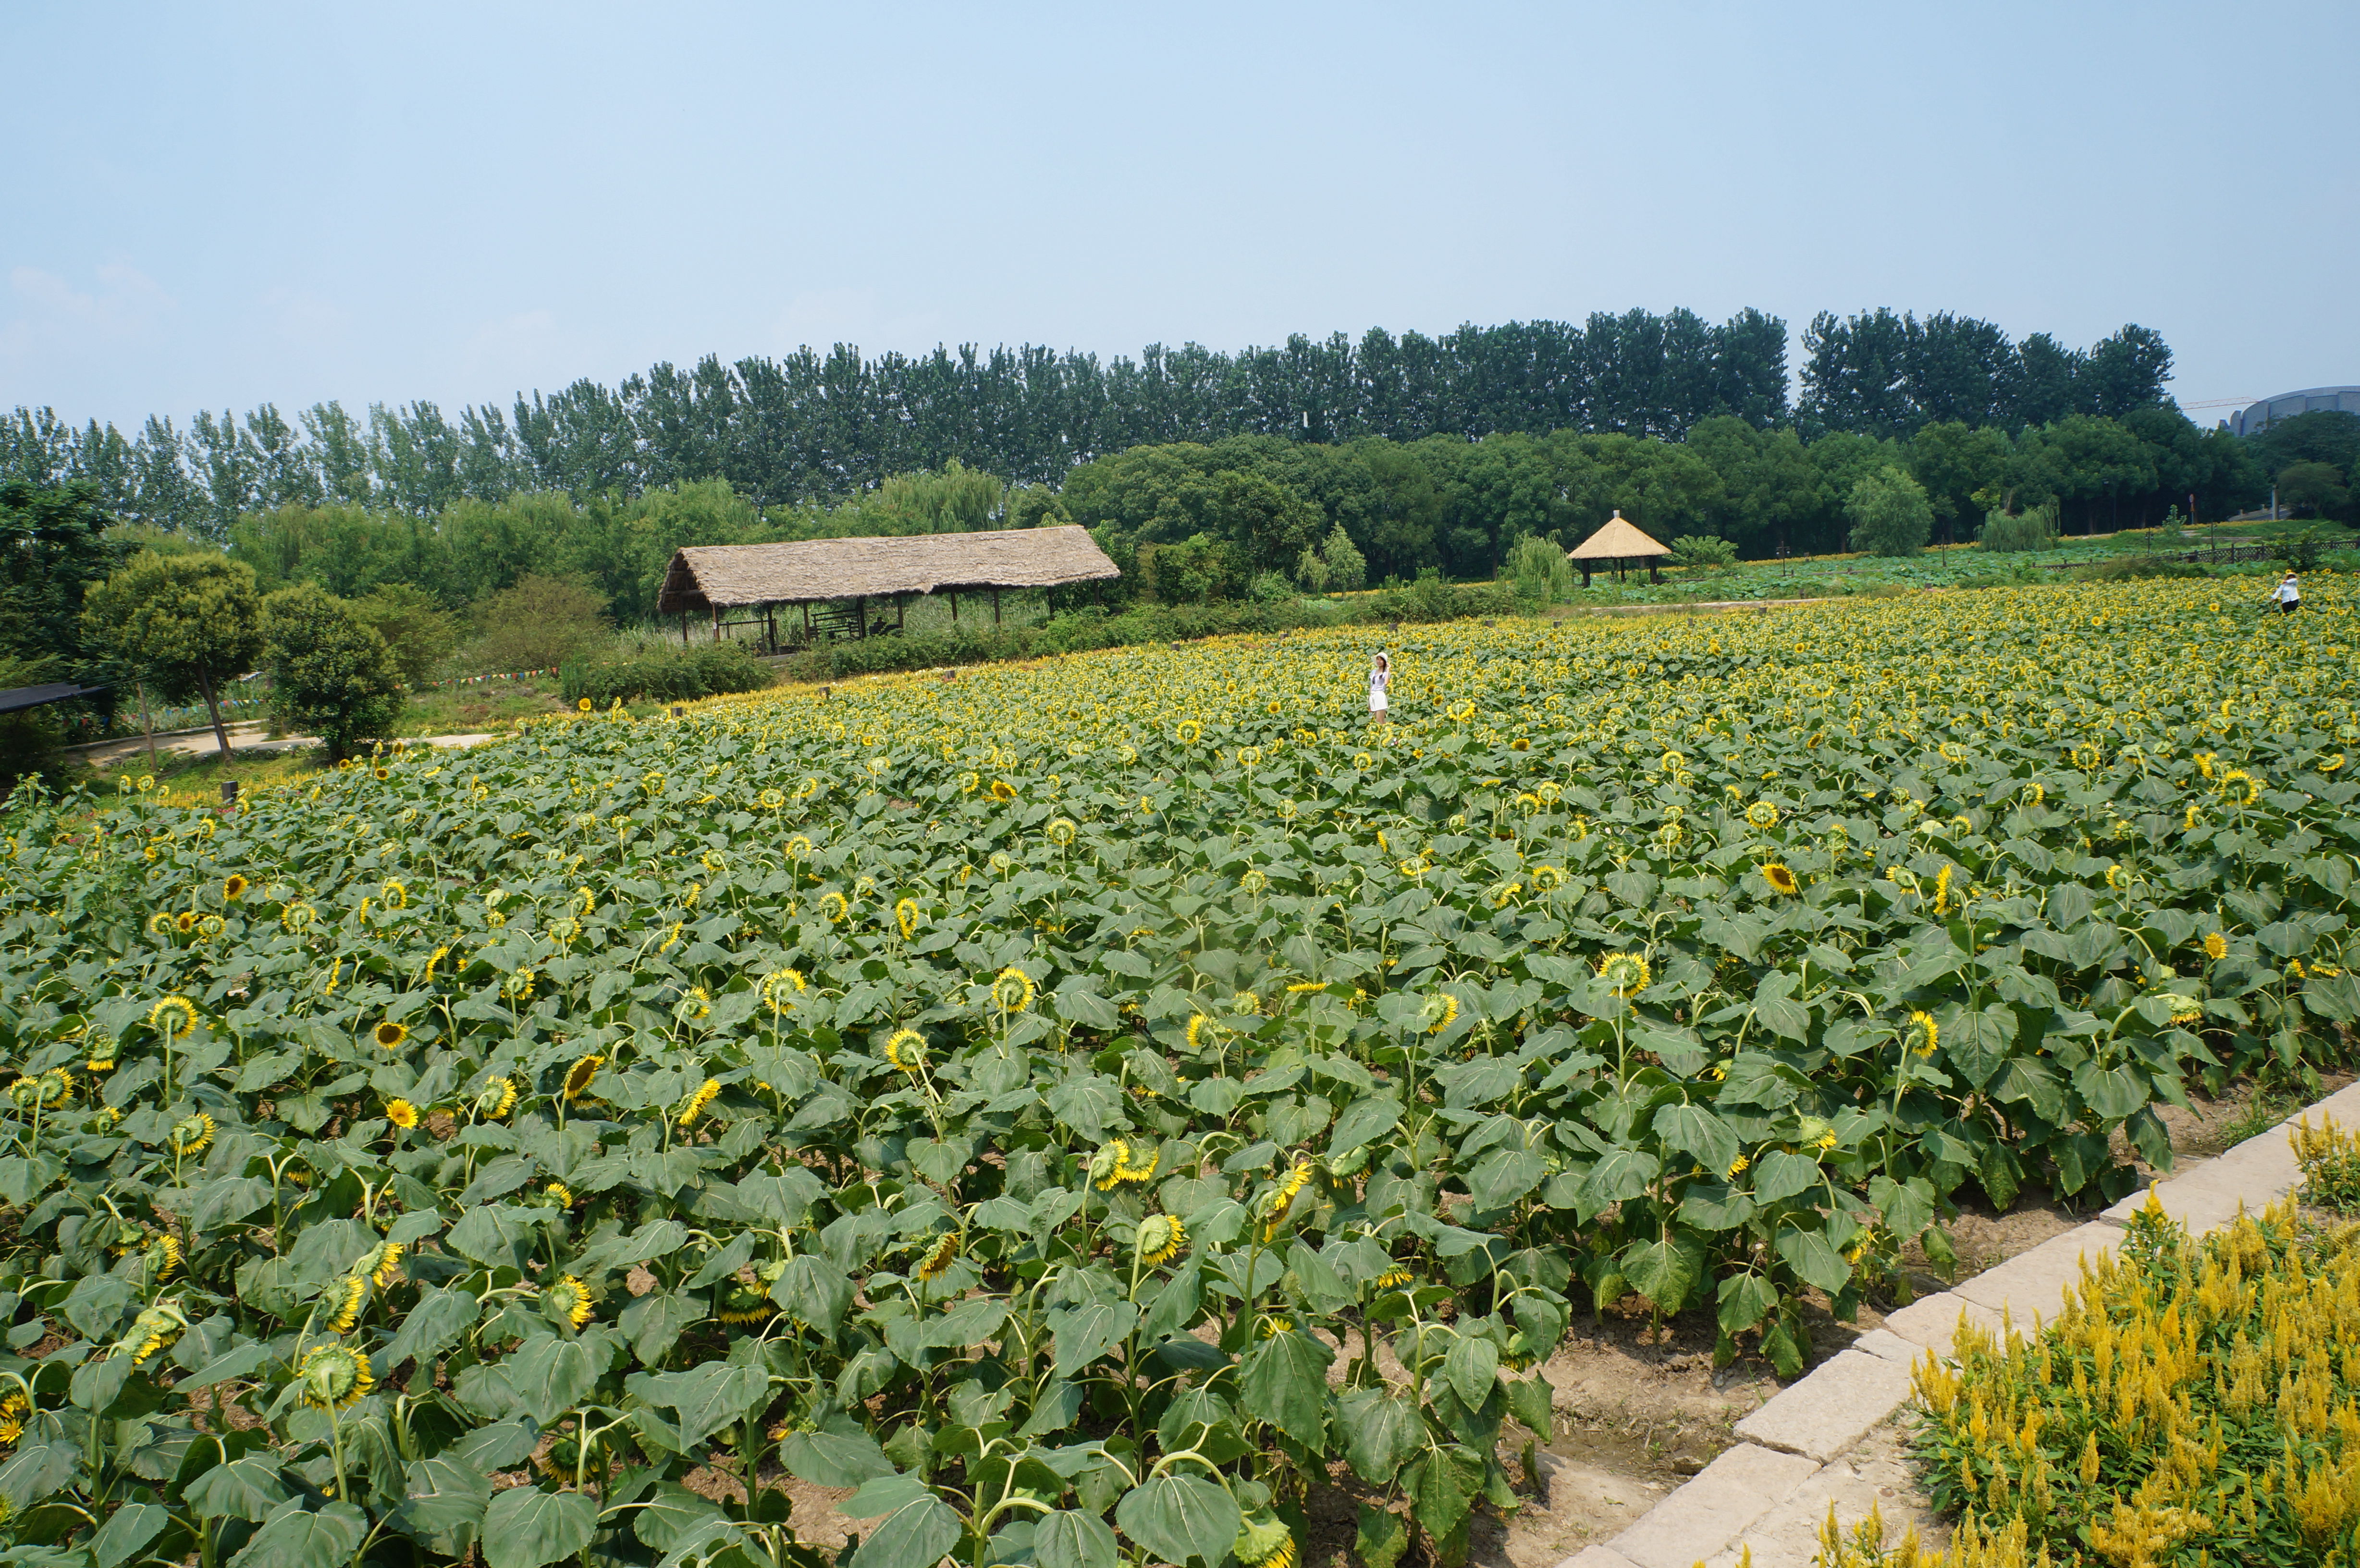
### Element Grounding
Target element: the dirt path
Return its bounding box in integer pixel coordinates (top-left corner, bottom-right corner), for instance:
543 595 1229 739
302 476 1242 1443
74 723 502 768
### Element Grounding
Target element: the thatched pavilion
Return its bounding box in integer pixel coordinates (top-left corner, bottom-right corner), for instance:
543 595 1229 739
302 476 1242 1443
655 525 1121 649
1567 511 1670 588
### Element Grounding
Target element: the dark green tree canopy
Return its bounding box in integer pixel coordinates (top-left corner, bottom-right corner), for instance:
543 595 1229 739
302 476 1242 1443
259 584 405 761
80 551 264 755
0 478 124 680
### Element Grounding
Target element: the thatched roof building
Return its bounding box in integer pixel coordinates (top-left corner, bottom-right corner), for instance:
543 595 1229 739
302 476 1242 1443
1566 511 1669 586
1567 512 1668 562
656 525 1120 646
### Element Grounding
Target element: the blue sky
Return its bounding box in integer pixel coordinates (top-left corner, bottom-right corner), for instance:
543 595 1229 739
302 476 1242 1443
4 1 2353 431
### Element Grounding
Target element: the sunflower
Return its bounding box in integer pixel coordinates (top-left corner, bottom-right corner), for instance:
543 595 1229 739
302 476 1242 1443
675 986 713 1025
222 874 248 900
1088 1138 1157 1190
677 1078 721 1127
280 902 317 933
578 698 594 712
819 891 848 923
379 879 407 910
913 1232 961 1283
1233 1514 1297 1568
761 968 807 1011
1422 992 1460 1034
1448 699 1476 722
374 1020 409 1049
716 1281 775 1323
1905 1011 1938 1059
1175 720 1203 744
1045 816 1077 846
1134 1214 1186 1268
297 1343 374 1410
1374 1265 1413 1291
0 1391 29 1445
895 897 921 939
384 1099 420 1131
993 966 1035 1013
482 1077 517 1117
1597 952 1651 997
145 1233 182 1279
371 1242 404 1288
988 779 1018 802
168 1112 215 1156
1761 862 1800 896
546 1274 592 1328
2204 931 2228 961
329 1273 367 1332
148 995 197 1039
563 1054 604 1101
884 1030 927 1072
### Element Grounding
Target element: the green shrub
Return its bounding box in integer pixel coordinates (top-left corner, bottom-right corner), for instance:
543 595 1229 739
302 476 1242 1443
468 574 610 671
1666 534 1739 570
1978 503 2059 553
353 583 461 686
560 640 775 706
1506 536 1576 604
260 584 405 761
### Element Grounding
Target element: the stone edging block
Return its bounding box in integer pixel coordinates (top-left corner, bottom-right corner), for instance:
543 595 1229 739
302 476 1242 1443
1597 1443 1820 1568
1949 1222 2119 1324
1732 1348 1915 1462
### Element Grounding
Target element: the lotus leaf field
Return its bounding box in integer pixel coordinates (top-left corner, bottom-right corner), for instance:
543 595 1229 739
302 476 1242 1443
3 580 2359 1568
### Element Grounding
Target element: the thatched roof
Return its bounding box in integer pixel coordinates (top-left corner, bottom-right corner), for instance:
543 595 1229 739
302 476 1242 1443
1567 512 1669 561
656 526 1120 613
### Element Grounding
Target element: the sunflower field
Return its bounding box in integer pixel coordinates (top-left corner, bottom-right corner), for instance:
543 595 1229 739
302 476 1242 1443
2 580 2358 1568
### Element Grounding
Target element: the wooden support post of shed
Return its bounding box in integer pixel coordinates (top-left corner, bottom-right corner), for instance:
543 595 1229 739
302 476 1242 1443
764 603 777 652
713 607 722 641
992 587 1002 626
855 596 867 640
949 591 959 623
804 602 813 643
681 613 689 646
895 596 906 632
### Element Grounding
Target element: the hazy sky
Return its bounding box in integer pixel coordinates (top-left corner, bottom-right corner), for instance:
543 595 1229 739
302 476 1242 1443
5 2 2354 433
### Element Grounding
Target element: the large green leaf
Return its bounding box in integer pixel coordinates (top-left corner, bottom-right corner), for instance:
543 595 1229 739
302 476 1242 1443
1032 1508 1120 1568
89 1501 167 1568
1620 1233 1704 1313
1336 1386 1417 1484
1116 1473 1240 1568
844 1487 963 1568
228 1500 367 1568
1239 1326 1332 1448
387 1457 492 1550
481 1486 599 1568
636 1359 769 1448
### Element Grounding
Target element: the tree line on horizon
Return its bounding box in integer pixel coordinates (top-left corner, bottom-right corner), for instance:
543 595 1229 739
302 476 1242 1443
0 307 2180 539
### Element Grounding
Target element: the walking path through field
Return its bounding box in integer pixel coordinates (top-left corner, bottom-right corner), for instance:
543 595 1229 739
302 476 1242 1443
71 723 500 769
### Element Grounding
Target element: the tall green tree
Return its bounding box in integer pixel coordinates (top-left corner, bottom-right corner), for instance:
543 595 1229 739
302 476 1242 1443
1845 466 1933 557
260 585 405 761
0 479 124 688
80 553 265 757
1906 423 2013 546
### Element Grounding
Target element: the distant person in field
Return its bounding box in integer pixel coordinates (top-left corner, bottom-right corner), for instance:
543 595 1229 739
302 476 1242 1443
1368 652 1390 725
2271 572 2301 614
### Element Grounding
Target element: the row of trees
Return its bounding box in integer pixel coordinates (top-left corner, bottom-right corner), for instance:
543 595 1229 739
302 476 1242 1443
1 308 2175 537
199 404 2265 618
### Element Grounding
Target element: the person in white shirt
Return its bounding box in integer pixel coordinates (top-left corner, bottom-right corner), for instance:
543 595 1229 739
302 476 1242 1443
1368 652 1390 725
2271 572 2301 613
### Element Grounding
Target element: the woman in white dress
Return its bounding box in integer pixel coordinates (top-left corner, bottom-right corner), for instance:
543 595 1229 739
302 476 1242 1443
1368 652 1390 725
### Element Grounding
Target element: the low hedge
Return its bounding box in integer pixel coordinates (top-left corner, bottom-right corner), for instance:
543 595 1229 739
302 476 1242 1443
559 641 775 706
777 581 1523 683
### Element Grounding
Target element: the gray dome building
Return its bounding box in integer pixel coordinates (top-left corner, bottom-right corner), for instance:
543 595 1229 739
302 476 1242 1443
2230 387 2360 437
